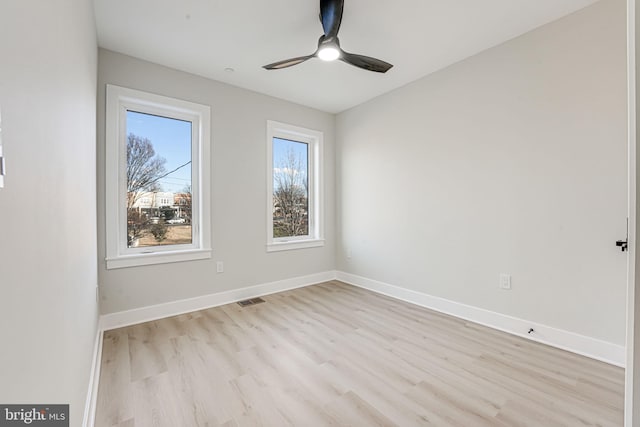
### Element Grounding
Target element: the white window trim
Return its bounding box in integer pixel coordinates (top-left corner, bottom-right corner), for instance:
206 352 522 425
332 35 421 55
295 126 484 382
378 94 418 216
105 85 211 269
266 120 324 252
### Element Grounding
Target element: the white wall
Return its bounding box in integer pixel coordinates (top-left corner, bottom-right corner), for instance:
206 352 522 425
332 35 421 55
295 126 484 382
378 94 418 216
97 49 335 314
336 0 627 345
0 0 98 424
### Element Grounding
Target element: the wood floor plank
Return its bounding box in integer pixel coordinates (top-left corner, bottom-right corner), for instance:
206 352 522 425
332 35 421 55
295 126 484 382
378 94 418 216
323 391 396 426
131 372 183 426
228 373 291 426
94 329 134 426
165 335 234 425
111 419 135 427
127 322 169 382
95 281 624 426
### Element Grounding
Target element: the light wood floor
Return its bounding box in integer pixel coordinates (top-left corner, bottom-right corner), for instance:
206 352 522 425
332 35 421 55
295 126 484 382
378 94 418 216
95 281 624 426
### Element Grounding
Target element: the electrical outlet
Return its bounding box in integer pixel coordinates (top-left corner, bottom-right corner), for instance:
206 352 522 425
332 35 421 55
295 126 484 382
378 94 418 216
499 274 511 290
216 261 224 273
346 249 352 259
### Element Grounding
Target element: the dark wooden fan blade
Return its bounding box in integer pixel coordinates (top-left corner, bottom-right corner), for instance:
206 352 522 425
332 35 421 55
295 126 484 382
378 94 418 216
263 55 314 70
320 0 344 39
340 51 393 73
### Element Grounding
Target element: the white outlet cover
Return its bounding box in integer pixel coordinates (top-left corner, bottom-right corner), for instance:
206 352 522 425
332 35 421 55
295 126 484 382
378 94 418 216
216 261 224 273
499 274 512 290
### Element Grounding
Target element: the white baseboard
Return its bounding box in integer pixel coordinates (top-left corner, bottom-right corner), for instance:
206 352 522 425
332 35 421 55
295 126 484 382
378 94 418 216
82 325 104 427
336 271 625 367
100 271 338 331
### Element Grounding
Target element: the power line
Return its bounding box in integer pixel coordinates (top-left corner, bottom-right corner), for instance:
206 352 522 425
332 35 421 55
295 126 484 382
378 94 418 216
160 176 191 182
148 161 192 187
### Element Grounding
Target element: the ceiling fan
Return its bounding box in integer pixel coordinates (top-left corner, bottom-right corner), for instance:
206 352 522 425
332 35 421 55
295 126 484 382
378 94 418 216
263 0 393 73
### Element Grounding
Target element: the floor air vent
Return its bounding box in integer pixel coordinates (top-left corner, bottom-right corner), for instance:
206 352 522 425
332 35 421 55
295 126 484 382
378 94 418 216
237 297 265 307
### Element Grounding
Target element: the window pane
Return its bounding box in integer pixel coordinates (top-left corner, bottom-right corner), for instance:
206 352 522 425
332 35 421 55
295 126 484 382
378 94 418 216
272 137 309 238
126 111 193 248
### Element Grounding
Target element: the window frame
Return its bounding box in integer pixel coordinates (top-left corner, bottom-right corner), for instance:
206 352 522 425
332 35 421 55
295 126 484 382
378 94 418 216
266 120 324 252
105 85 211 269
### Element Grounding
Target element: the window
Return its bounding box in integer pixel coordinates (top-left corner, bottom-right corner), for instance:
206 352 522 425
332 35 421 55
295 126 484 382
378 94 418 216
105 85 211 269
267 120 324 251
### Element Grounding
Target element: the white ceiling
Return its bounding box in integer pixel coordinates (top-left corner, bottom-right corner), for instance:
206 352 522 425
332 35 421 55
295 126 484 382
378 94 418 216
94 0 600 114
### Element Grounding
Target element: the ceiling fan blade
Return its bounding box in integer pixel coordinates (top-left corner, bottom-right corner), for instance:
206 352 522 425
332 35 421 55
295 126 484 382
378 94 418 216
320 0 344 39
263 55 314 70
340 51 393 73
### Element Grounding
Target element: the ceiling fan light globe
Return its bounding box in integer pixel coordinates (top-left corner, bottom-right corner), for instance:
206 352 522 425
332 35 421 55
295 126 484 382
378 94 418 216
318 46 340 61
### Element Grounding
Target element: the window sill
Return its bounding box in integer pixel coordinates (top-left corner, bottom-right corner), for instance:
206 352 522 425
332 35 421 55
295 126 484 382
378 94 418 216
106 248 212 269
267 239 325 252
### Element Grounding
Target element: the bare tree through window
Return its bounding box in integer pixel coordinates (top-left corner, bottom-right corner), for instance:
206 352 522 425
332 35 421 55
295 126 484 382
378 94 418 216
272 138 309 238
